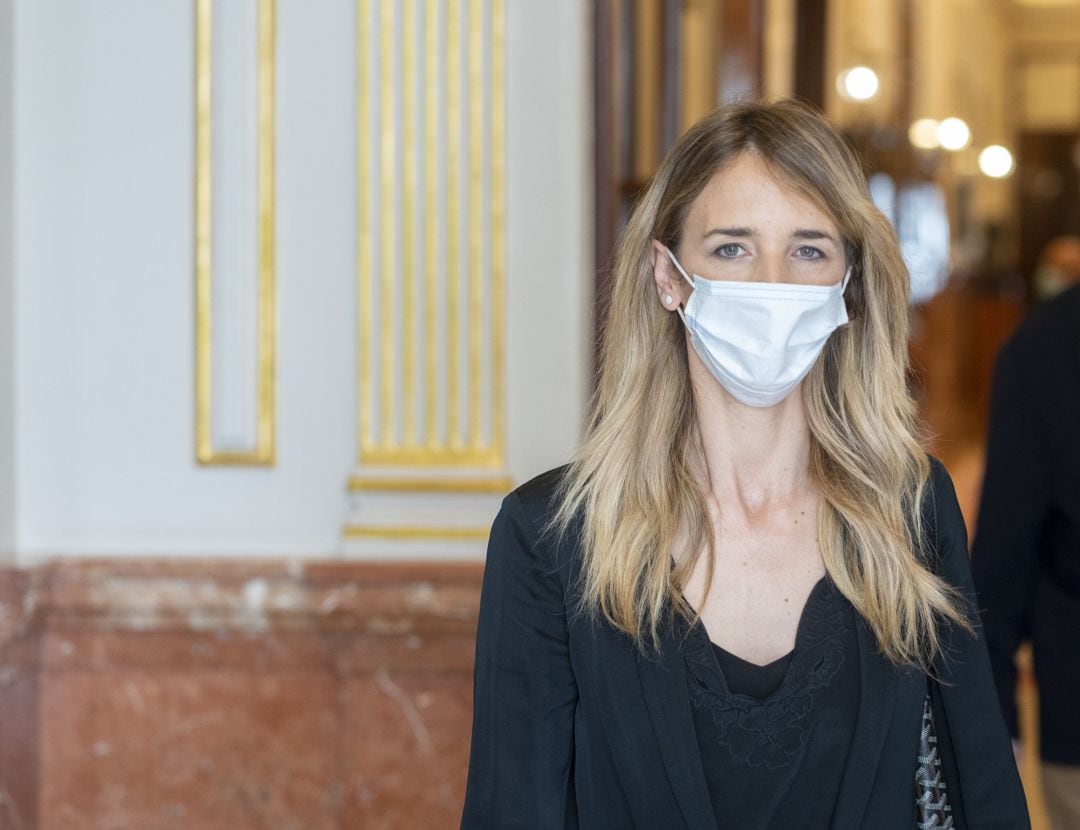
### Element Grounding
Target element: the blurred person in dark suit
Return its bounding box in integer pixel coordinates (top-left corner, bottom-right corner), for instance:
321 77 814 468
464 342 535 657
972 241 1080 829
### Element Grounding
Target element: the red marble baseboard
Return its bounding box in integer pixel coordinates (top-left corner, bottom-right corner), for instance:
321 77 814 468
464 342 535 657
0 559 484 830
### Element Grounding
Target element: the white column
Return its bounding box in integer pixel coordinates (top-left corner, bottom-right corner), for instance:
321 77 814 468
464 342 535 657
345 0 589 558
0 0 14 561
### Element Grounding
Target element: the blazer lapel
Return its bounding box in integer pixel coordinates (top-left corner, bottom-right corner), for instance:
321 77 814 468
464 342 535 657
829 616 900 829
636 624 721 830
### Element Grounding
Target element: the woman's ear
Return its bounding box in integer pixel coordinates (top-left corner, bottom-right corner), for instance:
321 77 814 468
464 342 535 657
651 239 687 311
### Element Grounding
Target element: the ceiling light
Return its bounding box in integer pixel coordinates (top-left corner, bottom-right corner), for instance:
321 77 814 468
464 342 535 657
837 66 880 102
908 118 941 150
978 145 1015 178
937 118 972 151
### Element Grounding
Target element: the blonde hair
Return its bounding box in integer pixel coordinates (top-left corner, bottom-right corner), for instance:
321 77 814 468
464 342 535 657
551 99 971 669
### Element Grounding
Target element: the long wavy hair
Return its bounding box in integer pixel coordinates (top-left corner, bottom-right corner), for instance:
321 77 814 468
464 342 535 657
550 99 971 669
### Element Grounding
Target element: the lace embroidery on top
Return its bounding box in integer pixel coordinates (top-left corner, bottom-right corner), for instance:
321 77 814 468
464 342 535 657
683 577 854 770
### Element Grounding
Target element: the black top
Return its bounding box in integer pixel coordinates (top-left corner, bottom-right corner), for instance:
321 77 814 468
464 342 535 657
972 283 1080 764
710 641 792 701
462 459 1030 829
683 576 859 828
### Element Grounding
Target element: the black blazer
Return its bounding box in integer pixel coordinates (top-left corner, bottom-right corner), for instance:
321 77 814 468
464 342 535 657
972 282 1080 764
462 459 1028 829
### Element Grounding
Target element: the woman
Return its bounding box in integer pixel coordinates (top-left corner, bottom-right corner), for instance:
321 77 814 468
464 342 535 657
462 99 1028 829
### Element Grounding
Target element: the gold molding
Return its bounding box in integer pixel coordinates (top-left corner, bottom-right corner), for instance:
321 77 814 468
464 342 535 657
492 0 506 460
403 0 418 446
379 0 396 448
468 0 483 450
342 524 491 541
348 475 512 494
357 445 502 468
195 0 277 466
446 0 462 450
356 0 506 472
358 0 374 451
424 0 440 448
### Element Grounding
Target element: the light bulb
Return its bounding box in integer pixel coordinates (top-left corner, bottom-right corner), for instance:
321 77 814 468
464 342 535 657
837 66 879 102
978 145 1015 178
938 118 972 151
908 118 941 150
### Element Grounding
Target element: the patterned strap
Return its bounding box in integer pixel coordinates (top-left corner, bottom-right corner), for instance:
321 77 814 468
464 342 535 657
915 692 954 829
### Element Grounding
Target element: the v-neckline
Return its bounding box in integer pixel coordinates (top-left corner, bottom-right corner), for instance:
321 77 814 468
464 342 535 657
699 572 828 665
711 640 793 673
678 574 829 703
635 572 897 830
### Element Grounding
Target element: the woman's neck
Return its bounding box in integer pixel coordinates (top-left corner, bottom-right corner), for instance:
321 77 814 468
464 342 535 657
689 360 814 515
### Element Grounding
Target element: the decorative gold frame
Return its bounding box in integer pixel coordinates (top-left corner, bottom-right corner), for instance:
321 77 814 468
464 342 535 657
195 0 277 466
356 0 506 472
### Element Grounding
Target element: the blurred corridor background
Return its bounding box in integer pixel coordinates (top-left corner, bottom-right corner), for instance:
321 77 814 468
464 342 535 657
0 0 1075 827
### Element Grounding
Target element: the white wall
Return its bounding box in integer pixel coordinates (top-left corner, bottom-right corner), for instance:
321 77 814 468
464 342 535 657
505 0 590 489
12 0 590 564
0 0 15 562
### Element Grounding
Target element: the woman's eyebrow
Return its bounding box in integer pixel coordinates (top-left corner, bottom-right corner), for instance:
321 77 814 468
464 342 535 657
703 227 754 238
792 228 838 243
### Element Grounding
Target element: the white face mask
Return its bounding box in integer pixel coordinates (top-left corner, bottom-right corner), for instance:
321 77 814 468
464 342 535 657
666 248 851 407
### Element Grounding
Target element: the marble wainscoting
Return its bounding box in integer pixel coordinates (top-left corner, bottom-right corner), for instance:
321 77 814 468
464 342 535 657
0 559 484 830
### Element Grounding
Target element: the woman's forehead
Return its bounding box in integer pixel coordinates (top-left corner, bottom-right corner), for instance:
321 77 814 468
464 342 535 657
685 153 838 234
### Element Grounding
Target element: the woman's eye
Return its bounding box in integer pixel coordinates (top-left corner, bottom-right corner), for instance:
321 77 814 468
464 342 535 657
715 243 743 258
795 245 824 259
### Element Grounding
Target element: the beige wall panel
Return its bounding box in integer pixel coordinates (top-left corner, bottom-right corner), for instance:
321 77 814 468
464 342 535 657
1022 60 1080 129
763 0 795 100
681 0 718 125
911 0 950 120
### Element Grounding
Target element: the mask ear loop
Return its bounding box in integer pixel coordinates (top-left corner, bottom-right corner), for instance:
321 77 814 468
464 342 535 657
664 247 696 290
664 247 695 322
841 266 852 292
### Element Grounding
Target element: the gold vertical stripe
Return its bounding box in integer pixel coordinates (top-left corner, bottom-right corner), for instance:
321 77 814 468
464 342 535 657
468 0 483 448
354 0 504 470
379 0 396 448
358 0 374 454
491 0 505 458
424 0 440 448
195 0 212 462
402 0 418 446
257 0 276 460
446 0 462 449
